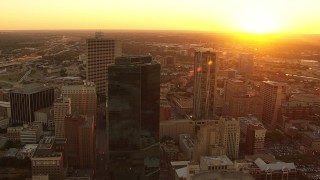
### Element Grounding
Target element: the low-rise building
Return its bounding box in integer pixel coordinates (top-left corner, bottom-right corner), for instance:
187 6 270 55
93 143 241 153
302 131 320 152
7 126 24 141
17 144 38 159
161 140 179 162
20 123 43 144
179 134 195 161
200 155 234 171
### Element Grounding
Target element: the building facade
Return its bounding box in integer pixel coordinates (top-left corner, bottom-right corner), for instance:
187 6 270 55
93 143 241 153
193 49 217 120
54 97 71 139
108 56 160 180
261 81 287 126
61 81 97 116
10 84 54 124
86 32 121 96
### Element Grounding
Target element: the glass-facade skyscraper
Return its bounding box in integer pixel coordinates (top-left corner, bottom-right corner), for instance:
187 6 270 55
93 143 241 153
108 56 160 180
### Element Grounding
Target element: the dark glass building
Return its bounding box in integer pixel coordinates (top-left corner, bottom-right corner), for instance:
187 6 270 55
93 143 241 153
108 56 160 180
10 84 54 124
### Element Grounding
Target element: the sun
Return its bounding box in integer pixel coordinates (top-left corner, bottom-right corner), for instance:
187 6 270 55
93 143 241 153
236 8 279 34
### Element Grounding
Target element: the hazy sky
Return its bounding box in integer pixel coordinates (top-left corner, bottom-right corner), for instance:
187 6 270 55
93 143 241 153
1 0 320 33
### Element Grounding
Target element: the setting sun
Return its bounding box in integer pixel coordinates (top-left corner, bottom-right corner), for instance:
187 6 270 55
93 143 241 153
236 7 279 34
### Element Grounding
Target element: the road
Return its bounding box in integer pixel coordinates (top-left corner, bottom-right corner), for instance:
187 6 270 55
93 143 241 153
95 103 108 179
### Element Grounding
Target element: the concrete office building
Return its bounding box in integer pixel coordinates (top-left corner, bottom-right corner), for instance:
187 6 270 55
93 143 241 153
10 84 54 124
86 32 121 96
193 49 217 120
54 97 71 139
261 81 287 126
219 117 240 160
108 56 160 180
31 137 65 180
61 81 97 116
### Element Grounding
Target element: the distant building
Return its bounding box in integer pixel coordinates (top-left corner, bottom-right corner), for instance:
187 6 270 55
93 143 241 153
179 134 195 161
161 140 179 162
193 49 217 119
86 32 121 96
200 155 234 171
238 53 254 77
108 56 160 179
10 84 54 124
261 81 287 126
17 144 38 159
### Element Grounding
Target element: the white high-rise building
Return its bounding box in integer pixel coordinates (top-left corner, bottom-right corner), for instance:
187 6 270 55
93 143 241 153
86 32 122 96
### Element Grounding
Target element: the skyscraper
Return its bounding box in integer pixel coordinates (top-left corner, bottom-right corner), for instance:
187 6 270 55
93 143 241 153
261 81 287 126
64 114 95 169
238 53 254 77
54 97 71 139
86 32 121 97
193 49 217 120
61 81 97 116
10 84 54 124
108 56 160 180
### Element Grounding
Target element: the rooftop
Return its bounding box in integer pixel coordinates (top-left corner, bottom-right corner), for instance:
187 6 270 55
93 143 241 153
263 81 287 87
114 56 157 65
11 84 52 94
192 172 254 180
254 158 296 171
200 155 233 166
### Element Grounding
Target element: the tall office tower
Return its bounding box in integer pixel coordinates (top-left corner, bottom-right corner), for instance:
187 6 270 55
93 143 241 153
238 53 254 77
219 117 240 160
86 32 122 97
31 137 65 180
64 115 95 169
246 124 266 155
193 49 217 120
261 81 287 126
61 81 97 115
10 84 54 124
108 56 160 180
54 97 71 139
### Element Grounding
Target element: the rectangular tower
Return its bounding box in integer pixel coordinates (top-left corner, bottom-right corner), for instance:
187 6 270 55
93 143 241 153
61 81 97 116
239 53 253 77
108 56 160 180
10 84 54 124
261 81 287 126
193 49 217 120
86 33 121 96
54 97 71 139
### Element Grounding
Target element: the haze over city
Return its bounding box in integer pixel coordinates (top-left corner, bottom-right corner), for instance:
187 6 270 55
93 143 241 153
1 0 320 34
0 0 320 180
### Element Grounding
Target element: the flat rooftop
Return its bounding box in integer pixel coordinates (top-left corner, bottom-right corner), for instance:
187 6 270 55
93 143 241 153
263 81 287 87
11 84 52 94
201 155 233 166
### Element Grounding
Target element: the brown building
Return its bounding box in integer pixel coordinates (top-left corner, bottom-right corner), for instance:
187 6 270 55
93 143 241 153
65 115 95 169
31 137 65 180
224 79 262 119
261 81 287 126
61 81 97 116
246 124 266 155
277 101 314 129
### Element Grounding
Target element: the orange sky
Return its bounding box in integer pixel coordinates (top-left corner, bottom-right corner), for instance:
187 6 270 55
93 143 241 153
1 0 320 34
